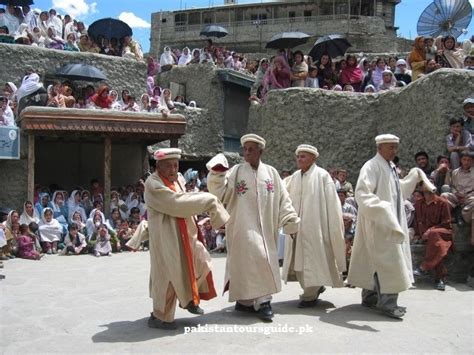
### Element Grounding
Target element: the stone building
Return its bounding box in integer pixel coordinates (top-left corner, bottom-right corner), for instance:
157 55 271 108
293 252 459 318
150 0 411 58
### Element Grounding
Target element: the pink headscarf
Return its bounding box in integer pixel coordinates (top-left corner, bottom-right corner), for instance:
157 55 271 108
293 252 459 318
147 76 155 96
147 58 159 77
261 56 291 101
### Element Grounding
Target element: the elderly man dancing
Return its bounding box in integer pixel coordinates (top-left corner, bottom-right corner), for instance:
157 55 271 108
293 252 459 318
207 134 300 322
142 148 229 330
347 134 436 319
282 144 346 307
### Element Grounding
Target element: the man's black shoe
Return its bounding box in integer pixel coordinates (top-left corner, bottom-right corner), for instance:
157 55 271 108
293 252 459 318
235 302 256 313
298 299 319 308
185 302 204 315
147 313 178 330
257 302 274 322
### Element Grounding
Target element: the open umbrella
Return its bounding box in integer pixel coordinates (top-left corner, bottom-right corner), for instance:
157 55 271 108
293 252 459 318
88 18 132 40
0 0 34 5
308 34 352 61
265 31 311 49
200 25 228 38
55 63 107 82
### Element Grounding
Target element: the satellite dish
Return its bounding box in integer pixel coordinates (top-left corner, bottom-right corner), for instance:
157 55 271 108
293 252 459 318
417 0 473 38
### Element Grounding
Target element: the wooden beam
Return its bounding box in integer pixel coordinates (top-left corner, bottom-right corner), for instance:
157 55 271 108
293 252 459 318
27 133 35 203
103 137 112 217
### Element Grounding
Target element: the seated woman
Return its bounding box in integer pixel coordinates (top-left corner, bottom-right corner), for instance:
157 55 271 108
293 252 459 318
340 54 364 92
110 191 128 220
90 84 112 110
159 89 176 112
63 32 79 52
67 190 87 223
316 53 337 89
17 224 42 260
408 36 426 81
44 27 65 50
378 70 397 91
109 90 122 111
261 56 291 101
160 46 176 72
121 95 139 112
290 50 308 87
70 209 88 236
20 201 40 225
92 224 112 257
189 48 201 65
436 35 468 69
51 191 69 233
446 117 471 169
140 93 150 112
126 192 146 218
61 223 88 255
62 86 76 108
107 207 123 232
86 209 120 251
38 207 63 254
81 190 94 217
35 193 53 217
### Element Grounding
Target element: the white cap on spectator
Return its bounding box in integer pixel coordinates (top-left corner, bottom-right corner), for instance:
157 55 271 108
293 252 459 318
396 59 407 66
241 134 266 149
463 97 474 106
154 148 181 161
375 134 400 145
295 144 319 158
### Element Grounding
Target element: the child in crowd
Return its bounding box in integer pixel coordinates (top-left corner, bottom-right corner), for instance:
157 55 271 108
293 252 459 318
94 224 112 257
62 223 88 255
305 66 319 88
117 220 134 248
17 224 42 260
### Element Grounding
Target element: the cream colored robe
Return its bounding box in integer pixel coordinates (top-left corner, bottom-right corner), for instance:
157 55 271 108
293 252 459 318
347 153 431 294
282 163 346 287
144 173 229 313
208 160 300 302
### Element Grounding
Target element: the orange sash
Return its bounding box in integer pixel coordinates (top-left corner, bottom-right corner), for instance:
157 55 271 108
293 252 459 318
160 174 217 305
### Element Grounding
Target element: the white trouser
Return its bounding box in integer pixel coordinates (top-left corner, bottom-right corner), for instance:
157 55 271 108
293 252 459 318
238 295 272 311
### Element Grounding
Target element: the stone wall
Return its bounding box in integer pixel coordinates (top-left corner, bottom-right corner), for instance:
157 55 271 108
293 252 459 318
248 69 474 180
0 43 147 97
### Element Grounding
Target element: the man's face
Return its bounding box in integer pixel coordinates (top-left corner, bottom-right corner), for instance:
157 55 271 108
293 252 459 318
296 152 315 172
460 156 472 170
416 155 428 169
157 159 179 182
464 104 474 119
243 142 262 167
337 192 346 205
378 143 399 162
450 122 462 134
337 171 347 182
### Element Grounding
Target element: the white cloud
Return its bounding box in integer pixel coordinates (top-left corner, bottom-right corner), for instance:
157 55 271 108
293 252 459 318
51 0 98 19
118 12 151 29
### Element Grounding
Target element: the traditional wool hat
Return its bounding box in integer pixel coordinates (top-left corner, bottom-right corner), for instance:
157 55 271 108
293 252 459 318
463 97 474 106
153 148 182 161
295 144 319 158
240 133 266 149
375 134 400 145
396 59 407 66
206 153 229 171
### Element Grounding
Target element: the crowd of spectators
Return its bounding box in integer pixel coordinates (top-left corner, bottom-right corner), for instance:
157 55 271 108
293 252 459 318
0 5 143 60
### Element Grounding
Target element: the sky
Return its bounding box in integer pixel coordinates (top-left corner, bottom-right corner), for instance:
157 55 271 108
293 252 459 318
24 0 474 53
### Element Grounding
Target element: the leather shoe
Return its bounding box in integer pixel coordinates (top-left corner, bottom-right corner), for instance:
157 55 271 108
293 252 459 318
185 302 204 315
257 302 274 322
298 299 318 308
147 313 177 330
235 302 256 313
434 280 446 291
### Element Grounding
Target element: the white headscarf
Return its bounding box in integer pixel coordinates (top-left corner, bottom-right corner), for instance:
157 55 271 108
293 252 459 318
16 73 43 102
200 49 214 64
51 191 65 213
38 207 62 242
178 47 192 66
140 93 150 112
159 88 174 110
19 201 40 225
160 46 175 66
67 190 87 222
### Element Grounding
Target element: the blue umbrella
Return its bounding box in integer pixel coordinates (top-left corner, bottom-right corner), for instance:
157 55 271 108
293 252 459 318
55 63 107 82
88 18 133 40
200 25 228 38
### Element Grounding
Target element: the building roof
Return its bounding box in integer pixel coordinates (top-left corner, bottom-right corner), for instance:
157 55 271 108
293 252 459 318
19 107 186 141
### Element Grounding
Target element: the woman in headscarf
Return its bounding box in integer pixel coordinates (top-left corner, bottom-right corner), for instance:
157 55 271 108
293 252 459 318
70 209 88 236
4 82 17 110
110 190 128 220
2 210 20 259
407 36 426 81
86 209 119 251
35 193 53 217
63 32 79 52
16 72 47 115
90 84 112 109
159 88 176 112
51 191 69 233
81 190 94 217
67 190 87 223
107 208 123 232
44 26 65 50
147 57 159 77
119 89 130 107
200 47 215 64
189 48 201 64
178 47 192 66
378 69 397 91
316 53 337 88
261 55 292 101
109 90 122 111
140 93 150 112
370 57 388 90
251 58 269 98
38 207 62 254
31 27 46 47
47 81 66 108
160 46 175 72
20 201 40 225
437 35 468 69
125 191 146 217
340 54 364 92
290 50 308 87
0 96 15 127
151 86 162 102
37 11 51 37
146 76 155 96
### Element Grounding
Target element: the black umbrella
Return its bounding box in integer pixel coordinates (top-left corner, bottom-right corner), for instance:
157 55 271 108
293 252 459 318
200 25 228 38
55 63 107 82
0 0 34 5
308 34 352 61
265 31 311 49
88 18 132 40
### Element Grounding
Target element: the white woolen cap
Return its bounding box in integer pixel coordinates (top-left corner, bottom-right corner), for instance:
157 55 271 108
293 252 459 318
240 133 266 149
463 97 474 106
154 148 182 161
375 134 400 145
295 144 319 158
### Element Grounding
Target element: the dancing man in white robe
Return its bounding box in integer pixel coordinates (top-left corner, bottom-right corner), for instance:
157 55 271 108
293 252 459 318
207 134 300 322
347 134 436 319
282 144 347 307
137 148 229 330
